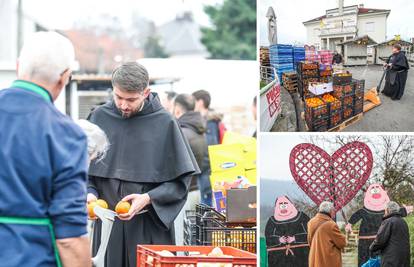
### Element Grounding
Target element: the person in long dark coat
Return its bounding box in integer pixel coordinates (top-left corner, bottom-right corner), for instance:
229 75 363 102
346 184 408 267
381 44 410 100
87 62 199 267
265 196 310 267
370 201 411 267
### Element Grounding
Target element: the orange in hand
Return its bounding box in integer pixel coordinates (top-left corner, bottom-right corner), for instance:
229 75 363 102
96 199 108 209
87 202 98 218
115 201 131 214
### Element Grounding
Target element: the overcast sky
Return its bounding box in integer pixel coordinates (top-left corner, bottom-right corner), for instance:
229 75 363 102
260 0 414 45
22 0 222 29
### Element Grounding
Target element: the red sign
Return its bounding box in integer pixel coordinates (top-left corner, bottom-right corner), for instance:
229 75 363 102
265 83 281 117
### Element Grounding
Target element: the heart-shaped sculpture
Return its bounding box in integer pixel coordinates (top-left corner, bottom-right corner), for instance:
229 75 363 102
289 141 373 212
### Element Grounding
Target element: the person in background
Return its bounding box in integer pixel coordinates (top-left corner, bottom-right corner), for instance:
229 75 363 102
0 31 91 267
332 51 343 65
252 96 257 138
307 201 347 267
173 94 207 192
382 44 410 100
370 201 410 267
160 90 177 113
192 90 226 206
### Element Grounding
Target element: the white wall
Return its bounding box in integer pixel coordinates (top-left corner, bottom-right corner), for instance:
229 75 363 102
357 14 387 44
305 22 321 47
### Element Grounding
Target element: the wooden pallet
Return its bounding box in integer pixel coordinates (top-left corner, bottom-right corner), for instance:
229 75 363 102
328 113 363 132
301 112 363 132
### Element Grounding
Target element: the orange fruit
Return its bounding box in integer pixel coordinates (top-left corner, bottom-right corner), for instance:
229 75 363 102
96 199 108 209
87 201 98 218
115 201 131 214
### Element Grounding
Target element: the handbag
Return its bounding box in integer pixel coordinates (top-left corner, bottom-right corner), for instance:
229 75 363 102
361 256 381 267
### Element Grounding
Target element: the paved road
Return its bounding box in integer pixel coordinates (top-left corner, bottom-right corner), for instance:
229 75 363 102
344 65 413 132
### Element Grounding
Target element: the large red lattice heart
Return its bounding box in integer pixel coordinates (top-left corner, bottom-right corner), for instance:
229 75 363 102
289 141 373 212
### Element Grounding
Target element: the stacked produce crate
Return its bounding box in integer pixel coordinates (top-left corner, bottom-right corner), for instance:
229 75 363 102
137 245 257 267
269 44 294 81
305 45 320 62
293 46 305 70
185 204 256 253
281 71 298 93
319 50 334 65
304 96 329 131
332 73 365 119
297 61 319 98
332 73 353 120
319 64 333 83
260 46 272 81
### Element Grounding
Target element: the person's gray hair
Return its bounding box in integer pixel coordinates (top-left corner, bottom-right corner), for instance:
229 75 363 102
319 201 334 213
111 62 149 92
386 201 400 214
18 31 75 83
76 120 109 161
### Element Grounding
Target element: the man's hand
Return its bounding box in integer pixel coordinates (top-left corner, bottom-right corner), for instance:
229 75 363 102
118 193 151 221
57 236 91 267
345 223 353 233
87 193 97 203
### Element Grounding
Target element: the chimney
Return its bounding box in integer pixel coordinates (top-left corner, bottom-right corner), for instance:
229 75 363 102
338 0 344 15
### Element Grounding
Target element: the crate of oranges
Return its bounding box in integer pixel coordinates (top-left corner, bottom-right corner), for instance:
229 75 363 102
304 97 328 119
322 93 341 113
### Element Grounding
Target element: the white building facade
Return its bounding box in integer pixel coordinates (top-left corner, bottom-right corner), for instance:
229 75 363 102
303 1 389 51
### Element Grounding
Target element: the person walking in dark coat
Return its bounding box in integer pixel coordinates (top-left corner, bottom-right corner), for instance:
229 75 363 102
332 51 343 64
381 44 410 100
173 94 207 192
370 201 411 267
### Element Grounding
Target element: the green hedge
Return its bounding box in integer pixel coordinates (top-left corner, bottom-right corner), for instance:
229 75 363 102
405 215 414 266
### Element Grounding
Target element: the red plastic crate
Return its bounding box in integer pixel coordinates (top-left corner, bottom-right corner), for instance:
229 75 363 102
137 245 257 267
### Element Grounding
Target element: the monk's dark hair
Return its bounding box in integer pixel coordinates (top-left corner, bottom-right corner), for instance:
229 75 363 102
174 94 195 112
112 62 149 92
393 44 402 51
192 90 211 108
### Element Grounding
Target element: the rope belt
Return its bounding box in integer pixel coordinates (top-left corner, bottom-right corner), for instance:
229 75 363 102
0 216 62 267
267 243 309 256
358 235 377 240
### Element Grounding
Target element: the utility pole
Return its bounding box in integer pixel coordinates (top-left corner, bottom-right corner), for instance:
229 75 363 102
17 0 23 57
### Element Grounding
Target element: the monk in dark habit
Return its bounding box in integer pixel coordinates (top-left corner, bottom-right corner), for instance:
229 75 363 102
265 196 310 267
87 62 199 267
382 44 410 100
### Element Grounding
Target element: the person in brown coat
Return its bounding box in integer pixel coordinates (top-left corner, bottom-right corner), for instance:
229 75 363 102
308 201 347 267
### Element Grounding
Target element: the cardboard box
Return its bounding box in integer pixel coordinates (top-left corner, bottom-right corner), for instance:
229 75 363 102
210 170 246 191
208 144 245 173
245 169 257 185
308 82 333 95
226 186 257 223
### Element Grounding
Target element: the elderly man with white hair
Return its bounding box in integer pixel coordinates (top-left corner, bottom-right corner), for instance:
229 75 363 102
307 201 347 267
370 201 411 267
0 31 91 267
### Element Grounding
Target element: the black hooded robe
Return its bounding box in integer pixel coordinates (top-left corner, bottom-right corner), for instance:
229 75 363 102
265 212 310 267
349 207 407 267
87 93 199 267
382 51 410 100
